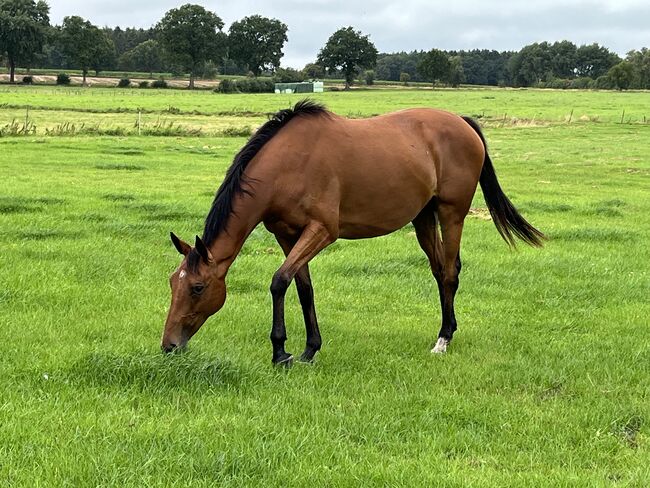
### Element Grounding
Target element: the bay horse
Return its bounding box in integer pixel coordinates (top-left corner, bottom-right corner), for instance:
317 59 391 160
162 100 543 365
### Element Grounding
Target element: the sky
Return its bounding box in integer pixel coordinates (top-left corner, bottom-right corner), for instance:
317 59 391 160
48 0 650 68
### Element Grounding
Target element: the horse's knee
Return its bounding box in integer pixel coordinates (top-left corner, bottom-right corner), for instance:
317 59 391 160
270 271 290 296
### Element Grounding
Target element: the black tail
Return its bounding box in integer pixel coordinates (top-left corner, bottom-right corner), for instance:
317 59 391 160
462 116 545 248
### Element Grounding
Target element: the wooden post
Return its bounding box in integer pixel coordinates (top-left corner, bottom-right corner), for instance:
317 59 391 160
568 109 574 124
620 109 625 124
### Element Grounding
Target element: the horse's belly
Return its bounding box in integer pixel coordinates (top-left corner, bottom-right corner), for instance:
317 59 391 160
336 160 436 239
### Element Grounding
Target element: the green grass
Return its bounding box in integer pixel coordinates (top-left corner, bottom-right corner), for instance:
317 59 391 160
1 87 649 486
3 85 650 123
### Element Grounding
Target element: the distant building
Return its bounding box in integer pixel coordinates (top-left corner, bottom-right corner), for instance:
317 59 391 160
274 81 324 94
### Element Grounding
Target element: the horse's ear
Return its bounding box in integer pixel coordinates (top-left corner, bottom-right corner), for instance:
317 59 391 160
170 232 191 256
194 235 213 263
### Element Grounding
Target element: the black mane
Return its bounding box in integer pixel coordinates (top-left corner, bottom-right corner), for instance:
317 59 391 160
201 99 327 248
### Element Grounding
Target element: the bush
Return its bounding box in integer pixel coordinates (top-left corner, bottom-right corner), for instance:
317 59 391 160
151 78 168 89
214 77 274 94
273 67 305 83
569 77 593 89
399 72 410 86
22 76 33 85
56 73 71 85
117 78 131 88
302 63 324 80
200 61 218 79
216 78 236 93
537 78 570 89
364 70 375 86
138 81 149 88
594 75 614 90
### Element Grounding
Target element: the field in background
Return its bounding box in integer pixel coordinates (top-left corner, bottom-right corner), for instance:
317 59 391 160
1 86 649 486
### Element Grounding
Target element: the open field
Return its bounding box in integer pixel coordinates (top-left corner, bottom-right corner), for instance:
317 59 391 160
1 86 649 485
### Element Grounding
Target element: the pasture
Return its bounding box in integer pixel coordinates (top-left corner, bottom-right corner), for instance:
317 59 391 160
1 86 649 486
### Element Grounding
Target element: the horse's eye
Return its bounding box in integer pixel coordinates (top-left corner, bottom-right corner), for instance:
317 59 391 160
191 284 205 296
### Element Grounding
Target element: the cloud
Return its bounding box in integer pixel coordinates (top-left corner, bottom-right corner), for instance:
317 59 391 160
48 0 649 67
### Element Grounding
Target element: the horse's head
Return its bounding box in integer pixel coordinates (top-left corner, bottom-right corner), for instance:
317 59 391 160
161 232 226 353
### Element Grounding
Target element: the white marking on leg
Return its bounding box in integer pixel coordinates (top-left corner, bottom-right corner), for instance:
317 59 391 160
431 337 449 354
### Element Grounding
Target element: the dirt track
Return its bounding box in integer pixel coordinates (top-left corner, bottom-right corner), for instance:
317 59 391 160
0 73 220 89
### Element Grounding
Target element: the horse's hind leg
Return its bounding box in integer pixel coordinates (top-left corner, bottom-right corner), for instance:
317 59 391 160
413 200 464 353
412 203 446 347
433 203 465 353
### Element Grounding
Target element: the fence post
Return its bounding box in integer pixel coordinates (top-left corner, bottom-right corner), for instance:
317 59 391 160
138 111 141 136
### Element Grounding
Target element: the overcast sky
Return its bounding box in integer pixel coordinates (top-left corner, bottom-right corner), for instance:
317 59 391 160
48 1 650 67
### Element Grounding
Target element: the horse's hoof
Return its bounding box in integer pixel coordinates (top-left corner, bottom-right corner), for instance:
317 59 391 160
298 354 315 364
298 348 318 363
274 354 294 368
431 337 449 354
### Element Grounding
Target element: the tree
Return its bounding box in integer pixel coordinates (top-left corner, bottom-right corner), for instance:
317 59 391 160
625 48 650 89
418 48 450 86
549 40 577 79
119 39 162 76
509 42 553 86
91 31 116 75
302 62 324 79
363 69 375 85
317 26 377 89
228 15 287 76
104 26 154 58
273 67 304 83
156 4 225 89
448 55 465 87
0 0 50 83
575 43 620 79
375 51 424 82
608 61 634 90
59 16 113 85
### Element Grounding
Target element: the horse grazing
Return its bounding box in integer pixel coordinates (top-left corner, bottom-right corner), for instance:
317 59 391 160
162 100 544 365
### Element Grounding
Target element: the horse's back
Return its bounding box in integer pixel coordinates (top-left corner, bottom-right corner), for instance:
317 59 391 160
255 108 485 239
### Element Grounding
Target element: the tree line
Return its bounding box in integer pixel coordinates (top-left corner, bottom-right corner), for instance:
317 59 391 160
2 0 649 90
377 43 650 90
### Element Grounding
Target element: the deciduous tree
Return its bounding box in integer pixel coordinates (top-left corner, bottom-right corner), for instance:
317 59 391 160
418 48 450 87
59 15 114 85
228 15 287 76
119 39 162 76
302 62 324 79
608 61 634 90
317 27 377 89
156 4 225 89
575 43 620 79
0 0 50 82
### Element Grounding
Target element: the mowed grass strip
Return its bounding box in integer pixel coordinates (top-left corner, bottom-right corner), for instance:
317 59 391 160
0 90 649 486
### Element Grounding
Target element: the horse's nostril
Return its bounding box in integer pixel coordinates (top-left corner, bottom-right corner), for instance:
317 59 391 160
162 343 177 353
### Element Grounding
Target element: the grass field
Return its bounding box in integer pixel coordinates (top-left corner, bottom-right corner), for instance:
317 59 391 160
1 86 649 486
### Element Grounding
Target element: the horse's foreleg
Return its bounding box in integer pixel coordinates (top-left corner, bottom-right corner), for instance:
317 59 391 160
270 222 333 366
274 236 322 363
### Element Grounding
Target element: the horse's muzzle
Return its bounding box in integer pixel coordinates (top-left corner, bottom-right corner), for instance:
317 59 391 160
161 342 178 354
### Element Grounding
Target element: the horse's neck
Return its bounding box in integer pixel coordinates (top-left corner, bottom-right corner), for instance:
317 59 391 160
209 195 265 279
